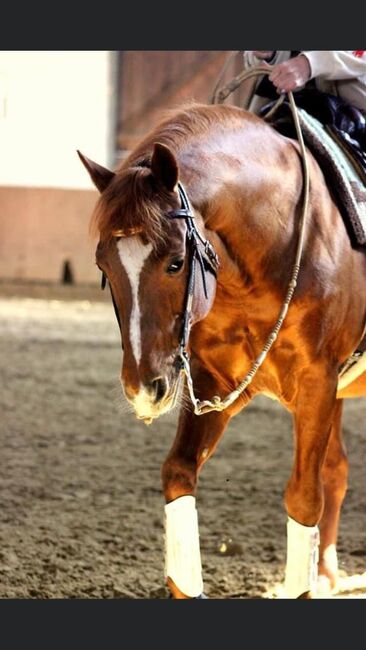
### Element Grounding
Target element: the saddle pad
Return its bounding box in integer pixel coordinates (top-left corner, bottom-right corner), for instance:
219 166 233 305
296 108 366 246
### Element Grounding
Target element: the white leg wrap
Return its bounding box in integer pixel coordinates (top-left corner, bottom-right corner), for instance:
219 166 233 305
164 495 203 598
284 517 320 598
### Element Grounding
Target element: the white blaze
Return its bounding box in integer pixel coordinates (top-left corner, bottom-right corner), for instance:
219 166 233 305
117 237 153 365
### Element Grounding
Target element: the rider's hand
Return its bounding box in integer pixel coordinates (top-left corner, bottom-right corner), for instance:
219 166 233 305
268 54 311 93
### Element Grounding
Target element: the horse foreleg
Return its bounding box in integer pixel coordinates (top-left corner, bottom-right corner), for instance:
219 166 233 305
161 372 234 599
284 370 339 599
318 398 348 594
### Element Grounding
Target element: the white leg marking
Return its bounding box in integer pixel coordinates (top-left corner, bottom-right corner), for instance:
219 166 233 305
165 496 204 598
285 516 319 598
117 237 153 365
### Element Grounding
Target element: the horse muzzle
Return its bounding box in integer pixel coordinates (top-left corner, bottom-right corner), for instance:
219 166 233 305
122 373 182 424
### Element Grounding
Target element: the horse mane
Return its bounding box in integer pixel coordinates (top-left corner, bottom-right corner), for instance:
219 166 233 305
91 163 173 245
121 101 249 167
91 102 254 244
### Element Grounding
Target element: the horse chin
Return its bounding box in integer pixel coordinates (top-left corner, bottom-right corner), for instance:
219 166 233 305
134 398 175 425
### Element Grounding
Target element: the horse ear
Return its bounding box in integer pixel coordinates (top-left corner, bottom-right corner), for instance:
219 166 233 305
77 150 115 193
151 142 178 192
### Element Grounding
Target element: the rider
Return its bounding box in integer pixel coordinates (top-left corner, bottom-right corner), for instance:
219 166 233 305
242 51 366 116
241 50 366 168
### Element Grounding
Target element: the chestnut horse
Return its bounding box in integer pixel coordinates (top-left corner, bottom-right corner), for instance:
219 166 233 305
78 102 366 599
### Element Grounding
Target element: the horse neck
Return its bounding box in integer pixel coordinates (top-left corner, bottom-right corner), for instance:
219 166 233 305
129 105 304 284
181 132 305 299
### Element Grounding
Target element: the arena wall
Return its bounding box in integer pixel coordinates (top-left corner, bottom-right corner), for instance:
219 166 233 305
0 186 99 284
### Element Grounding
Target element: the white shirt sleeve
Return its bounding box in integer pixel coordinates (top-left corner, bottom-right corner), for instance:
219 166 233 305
303 51 366 80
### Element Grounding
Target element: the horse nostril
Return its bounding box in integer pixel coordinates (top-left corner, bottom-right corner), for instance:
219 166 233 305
150 377 169 403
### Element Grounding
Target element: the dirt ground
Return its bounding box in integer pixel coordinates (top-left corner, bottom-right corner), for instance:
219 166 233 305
1 281 365 599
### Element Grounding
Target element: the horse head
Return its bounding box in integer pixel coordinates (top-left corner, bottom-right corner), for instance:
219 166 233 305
78 143 218 423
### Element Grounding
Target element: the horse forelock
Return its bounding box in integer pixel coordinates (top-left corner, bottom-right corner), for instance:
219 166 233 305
91 165 172 247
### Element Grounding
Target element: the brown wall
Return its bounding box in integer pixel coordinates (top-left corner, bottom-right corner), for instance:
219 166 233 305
0 186 100 284
116 51 247 152
1 53 248 285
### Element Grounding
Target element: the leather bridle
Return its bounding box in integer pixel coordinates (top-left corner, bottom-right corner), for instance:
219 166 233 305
168 182 219 367
100 181 220 369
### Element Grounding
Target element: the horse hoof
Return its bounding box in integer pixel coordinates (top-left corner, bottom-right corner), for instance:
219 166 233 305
168 592 208 599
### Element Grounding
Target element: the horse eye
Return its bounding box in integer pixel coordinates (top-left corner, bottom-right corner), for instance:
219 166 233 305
166 258 184 274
